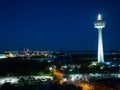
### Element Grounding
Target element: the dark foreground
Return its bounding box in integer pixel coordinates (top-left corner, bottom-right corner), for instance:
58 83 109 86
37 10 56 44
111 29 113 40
0 83 82 90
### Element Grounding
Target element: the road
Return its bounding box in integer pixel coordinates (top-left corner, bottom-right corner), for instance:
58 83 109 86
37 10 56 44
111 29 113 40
53 69 94 90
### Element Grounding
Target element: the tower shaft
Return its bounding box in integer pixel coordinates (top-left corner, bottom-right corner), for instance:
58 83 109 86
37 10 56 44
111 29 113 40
98 28 104 63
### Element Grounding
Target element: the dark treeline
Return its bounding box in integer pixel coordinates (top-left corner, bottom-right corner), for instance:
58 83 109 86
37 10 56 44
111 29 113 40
0 52 120 76
0 59 50 76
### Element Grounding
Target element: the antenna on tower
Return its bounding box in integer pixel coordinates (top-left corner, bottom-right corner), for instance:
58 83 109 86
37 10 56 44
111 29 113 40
97 14 102 20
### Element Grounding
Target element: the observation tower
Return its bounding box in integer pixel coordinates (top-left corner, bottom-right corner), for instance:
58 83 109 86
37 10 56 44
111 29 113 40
94 14 106 63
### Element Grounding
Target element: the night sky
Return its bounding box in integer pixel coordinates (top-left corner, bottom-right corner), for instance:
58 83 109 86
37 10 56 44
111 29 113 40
0 0 120 51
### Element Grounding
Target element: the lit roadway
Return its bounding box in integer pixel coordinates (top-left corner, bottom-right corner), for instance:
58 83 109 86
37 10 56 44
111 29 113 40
53 69 94 90
53 70 65 84
76 82 94 90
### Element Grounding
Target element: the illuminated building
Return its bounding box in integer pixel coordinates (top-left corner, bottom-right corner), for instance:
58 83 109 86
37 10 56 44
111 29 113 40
94 14 106 63
0 54 8 59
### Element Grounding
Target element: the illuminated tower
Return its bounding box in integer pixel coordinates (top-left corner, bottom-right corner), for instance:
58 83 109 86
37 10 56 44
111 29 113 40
94 14 105 63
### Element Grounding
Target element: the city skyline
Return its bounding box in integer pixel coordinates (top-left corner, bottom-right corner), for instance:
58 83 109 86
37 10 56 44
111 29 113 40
0 0 120 51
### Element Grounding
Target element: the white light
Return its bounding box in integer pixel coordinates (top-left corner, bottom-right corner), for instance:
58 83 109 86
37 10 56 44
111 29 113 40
0 54 8 59
71 77 75 81
49 67 52 70
63 78 67 82
97 14 102 20
0 77 19 85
